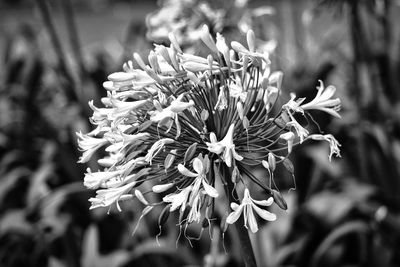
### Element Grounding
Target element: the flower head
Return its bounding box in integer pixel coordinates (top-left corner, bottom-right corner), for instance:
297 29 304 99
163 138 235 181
77 25 341 237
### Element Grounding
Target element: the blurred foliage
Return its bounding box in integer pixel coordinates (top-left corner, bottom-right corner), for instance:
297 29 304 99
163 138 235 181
1 0 400 266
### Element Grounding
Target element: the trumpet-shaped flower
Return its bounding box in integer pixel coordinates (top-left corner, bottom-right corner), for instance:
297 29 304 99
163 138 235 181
206 124 243 167
300 80 341 118
226 188 276 233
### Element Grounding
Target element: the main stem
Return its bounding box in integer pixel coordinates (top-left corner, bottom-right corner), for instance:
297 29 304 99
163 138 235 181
222 166 257 267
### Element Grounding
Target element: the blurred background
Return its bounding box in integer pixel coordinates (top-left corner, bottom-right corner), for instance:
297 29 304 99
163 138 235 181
1 0 400 266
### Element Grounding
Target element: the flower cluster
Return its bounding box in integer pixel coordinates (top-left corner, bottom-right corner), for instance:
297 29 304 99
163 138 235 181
77 25 341 235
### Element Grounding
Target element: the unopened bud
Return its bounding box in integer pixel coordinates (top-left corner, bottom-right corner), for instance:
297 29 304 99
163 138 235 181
168 32 182 53
108 72 135 82
272 189 287 210
242 116 249 129
148 51 160 73
135 190 149 205
247 30 256 52
164 151 176 171
145 66 163 84
282 158 294 174
268 153 276 172
152 183 175 193
231 166 241 183
133 53 147 70
261 160 269 170
201 25 219 53
201 109 209 121
184 142 198 163
237 101 244 120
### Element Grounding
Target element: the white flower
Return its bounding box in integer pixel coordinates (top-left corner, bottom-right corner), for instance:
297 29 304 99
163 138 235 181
77 132 109 163
83 168 123 189
144 138 175 164
163 185 193 213
282 93 305 114
206 124 243 167
308 134 341 161
231 30 270 66
300 80 341 118
229 77 248 102
226 188 276 233
89 181 137 211
178 157 219 199
151 94 195 138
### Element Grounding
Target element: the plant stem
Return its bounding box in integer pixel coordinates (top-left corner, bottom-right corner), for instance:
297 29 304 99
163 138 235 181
222 165 257 267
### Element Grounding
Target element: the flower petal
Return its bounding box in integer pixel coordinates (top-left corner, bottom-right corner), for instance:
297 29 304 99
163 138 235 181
226 204 244 224
202 180 219 198
252 204 277 221
247 207 259 233
252 197 274 206
192 157 203 174
177 164 198 177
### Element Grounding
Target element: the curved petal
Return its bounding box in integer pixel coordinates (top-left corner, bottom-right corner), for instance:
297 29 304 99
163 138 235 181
192 157 203 174
202 180 219 198
230 202 240 210
226 204 244 224
177 164 198 177
232 149 244 161
319 85 336 102
252 197 274 206
252 204 277 221
247 208 259 233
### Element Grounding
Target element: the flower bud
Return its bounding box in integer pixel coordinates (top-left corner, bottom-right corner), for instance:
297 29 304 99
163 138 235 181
152 183 175 193
184 142 198 163
168 32 182 53
148 51 160 73
108 72 135 82
164 150 176 171
103 81 117 91
268 153 276 172
231 166 241 183
247 30 256 52
201 25 219 53
282 158 294 174
231 41 248 54
135 190 149 205
236 101 244 120
272 189 287 210
168 44 179 70
133 53 147 70
201 109 209 121
261 160 269 170
242 116 249 130
145 66 163 84
154 44 172 66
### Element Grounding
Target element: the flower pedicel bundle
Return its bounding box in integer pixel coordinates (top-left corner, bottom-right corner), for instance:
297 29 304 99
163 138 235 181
77 25 341 237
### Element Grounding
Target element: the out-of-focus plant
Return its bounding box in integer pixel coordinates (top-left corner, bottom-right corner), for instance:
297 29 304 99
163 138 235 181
146 0 277 54
77 22 341 266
